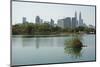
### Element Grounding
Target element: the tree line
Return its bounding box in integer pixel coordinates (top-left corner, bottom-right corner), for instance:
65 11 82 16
12 23 95 35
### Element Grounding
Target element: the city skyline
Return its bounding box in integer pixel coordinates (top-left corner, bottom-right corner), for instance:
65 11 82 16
12 1 95 26
22 12 94 29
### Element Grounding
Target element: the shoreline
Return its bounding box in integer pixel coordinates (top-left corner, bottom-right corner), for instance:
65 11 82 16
12 33 95 37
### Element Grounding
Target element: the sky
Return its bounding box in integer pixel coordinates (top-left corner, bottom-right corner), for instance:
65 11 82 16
12 1 96 26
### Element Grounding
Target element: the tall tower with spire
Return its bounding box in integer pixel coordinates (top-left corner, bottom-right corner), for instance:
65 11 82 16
72 11 78 28
75 11 78 27
79 12 81 20
75 11 77 19
79 12 83 26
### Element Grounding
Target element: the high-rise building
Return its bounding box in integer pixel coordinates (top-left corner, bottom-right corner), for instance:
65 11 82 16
22 17 27 23
50 19 54 27
40 19 43 24
57 17 71 29
63 17 71 28
79 12 83 26
35 16 41 24
72 17 77 28
57 19 64 29
75 11 77 19
71 12 78 28
75 11 78 27
57 11 84 29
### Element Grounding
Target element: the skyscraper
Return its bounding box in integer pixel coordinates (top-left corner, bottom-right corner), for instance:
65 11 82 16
75 11 78 27
63 17 71 28
40 19 43 24
22 17 27 23
57 11 84 29
50 19 54 27
71 12 78 28
57 19 64 29
57 17 71 29
79 12 83 26
72 17 77 28
75 11 77 19
35 16 41 24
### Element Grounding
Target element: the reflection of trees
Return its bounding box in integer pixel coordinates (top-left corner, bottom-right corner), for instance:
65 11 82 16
22 38 33 47
21 36 40 49
36 37 40 49
64 47 82 58
64 35 83 58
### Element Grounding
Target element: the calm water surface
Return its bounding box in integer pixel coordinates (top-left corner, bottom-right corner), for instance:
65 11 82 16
12 34 95 65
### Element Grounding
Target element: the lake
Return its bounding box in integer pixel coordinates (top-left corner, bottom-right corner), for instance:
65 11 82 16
11 34 96 66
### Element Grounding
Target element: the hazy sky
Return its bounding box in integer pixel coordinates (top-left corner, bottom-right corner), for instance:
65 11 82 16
12 1 95 26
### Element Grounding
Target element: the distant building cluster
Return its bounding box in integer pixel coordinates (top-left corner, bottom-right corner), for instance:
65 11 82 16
57 12 86 29
22 12 88 29
35 16 43 24
23 16 55 27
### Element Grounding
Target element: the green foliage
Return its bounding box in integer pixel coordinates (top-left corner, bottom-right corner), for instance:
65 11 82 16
12 23 96 35
64 36 83 48
64 47 82 58
12 23 35 35
64 35 83 58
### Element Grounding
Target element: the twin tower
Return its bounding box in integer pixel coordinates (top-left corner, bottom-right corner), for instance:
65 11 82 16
57 12 84 29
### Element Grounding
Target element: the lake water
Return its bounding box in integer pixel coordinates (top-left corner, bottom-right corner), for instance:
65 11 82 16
11 34 96 66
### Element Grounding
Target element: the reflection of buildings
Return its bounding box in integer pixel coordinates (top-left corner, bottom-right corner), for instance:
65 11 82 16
21 37 40 49
22 38 35 47
36 37 40 49
21 37 65 48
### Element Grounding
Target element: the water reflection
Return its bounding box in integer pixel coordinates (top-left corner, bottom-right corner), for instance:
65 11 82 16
20 35 83 58
12 35 95 65
21 37 41 49
35 37 40 49
64 47 82 58
20 36 65 48
64 35 83 58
